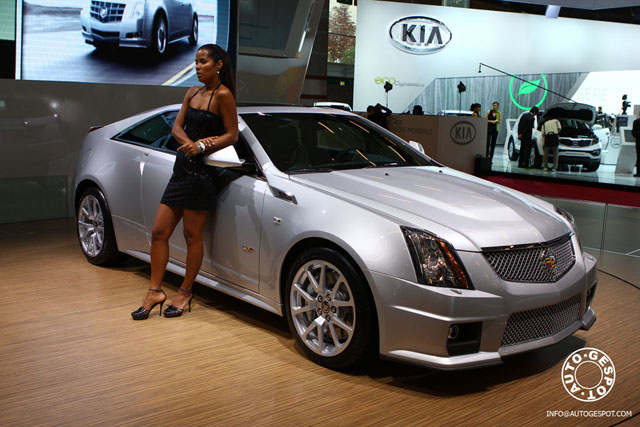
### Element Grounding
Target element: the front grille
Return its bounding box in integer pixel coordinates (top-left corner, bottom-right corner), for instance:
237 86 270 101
501 293 581 347
560 138 594 147
90 1 126 23
483 234 575 283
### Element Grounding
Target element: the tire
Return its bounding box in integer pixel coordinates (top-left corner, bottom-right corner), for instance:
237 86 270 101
528 143 542 169
189 15 198 45
150 15 167 56
507 136 519 161
284 247 376 370
76 187 125 266
583 161 600 172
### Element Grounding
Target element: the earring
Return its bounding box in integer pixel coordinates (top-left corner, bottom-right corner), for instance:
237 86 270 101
217 70 220 75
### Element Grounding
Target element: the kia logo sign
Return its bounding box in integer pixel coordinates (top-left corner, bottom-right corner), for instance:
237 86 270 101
450 121 476 145
389 16 452 54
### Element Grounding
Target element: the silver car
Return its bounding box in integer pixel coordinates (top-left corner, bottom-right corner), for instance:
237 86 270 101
73 105 597 370
80 0 198 55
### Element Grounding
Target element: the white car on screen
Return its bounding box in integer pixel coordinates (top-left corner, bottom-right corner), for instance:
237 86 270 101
81 0 198 55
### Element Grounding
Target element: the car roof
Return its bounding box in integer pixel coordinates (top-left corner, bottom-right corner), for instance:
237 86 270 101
237 106 355 115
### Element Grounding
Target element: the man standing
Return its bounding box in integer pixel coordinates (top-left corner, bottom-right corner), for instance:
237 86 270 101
632 116 640 177
517 106 539 168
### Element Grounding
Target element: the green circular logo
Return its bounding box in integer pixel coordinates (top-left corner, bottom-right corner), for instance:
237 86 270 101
509 74 548 110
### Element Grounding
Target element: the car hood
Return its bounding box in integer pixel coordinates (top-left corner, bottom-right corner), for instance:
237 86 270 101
543 102 596 125
291 167 570 251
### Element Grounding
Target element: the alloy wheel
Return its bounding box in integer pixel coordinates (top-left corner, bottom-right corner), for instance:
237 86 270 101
156 19 167 54
78 194 104 257
290 260 356 357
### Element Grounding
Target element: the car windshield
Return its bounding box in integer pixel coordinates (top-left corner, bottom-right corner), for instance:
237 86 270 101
241 113 437 173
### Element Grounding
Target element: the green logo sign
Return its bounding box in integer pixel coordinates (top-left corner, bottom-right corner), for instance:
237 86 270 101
509 74 548 110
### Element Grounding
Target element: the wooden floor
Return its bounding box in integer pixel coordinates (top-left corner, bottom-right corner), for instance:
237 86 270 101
1 219 638 426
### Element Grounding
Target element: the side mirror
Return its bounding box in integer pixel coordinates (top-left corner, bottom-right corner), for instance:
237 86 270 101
204 145 245 168
409 140 425 154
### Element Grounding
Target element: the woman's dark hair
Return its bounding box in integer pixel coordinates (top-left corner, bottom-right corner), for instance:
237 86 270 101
198 44 236 98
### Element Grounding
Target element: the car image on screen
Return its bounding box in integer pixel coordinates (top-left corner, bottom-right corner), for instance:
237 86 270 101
74 105 598 370
80 0 198 55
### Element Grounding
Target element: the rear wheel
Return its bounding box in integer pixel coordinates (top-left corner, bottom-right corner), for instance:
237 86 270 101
284 247 376 370
76 187 125 266
189 15 198 45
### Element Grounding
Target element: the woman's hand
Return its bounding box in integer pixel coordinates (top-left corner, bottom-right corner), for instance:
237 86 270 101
177 141 201 157
196 136 220 153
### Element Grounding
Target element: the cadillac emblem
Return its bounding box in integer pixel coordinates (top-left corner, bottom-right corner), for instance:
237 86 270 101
541 249 557 271
100 7 108 19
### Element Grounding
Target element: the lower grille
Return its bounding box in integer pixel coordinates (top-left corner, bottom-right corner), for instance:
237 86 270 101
501 293 581 347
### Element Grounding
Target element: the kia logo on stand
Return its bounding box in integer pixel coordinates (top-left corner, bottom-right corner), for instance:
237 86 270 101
450 121 476 145
388 16 452 54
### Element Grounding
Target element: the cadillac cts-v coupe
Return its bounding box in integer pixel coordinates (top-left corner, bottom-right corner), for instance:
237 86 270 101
74 105 597 370
81 0 198 55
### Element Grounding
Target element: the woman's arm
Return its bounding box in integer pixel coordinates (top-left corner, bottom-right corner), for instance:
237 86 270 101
172 86 199 148
198 87 238 154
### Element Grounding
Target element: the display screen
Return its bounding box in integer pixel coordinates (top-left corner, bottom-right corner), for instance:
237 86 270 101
19 0 236 86
0 0 16 41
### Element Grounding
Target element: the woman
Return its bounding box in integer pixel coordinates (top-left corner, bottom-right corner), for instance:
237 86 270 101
131 44 238 320
485 101 501 159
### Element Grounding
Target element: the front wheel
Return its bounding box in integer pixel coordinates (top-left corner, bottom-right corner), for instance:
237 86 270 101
528 143 542 169
507 136 518 161
150 16 167 56
76 187 125 265
189 15 198 45
284 247 376 370
583 161 600 172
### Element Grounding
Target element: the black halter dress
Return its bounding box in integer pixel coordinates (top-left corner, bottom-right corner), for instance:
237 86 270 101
160 87 224 211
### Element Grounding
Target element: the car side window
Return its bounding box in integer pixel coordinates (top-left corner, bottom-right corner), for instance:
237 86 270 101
114 111 178 151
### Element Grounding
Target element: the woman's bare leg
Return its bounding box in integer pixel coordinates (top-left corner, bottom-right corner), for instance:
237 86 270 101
140 203 183 310
170 208 209 309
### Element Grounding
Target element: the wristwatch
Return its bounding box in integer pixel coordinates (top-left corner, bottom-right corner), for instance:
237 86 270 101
196 141 206 153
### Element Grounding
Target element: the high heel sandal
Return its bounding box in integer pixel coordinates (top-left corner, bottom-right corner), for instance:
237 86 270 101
163 287 194 318
131 289 166 320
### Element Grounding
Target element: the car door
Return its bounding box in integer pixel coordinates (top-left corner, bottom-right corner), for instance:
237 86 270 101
141 121 266 293
201 131 266 293
111 110 177 254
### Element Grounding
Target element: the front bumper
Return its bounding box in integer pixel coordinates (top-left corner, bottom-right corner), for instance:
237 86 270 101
369 244 597 370
81 17 146 48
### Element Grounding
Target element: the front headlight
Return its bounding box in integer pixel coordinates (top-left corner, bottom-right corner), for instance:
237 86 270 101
555 206 576 229
128 0 145 19
555 207 582 248
401 226 473 289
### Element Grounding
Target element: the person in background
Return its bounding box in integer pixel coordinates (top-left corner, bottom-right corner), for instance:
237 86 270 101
412 105 424 115
368 103 392 129
485 101 501 160
517 106 539 168
131 44 238 320
541 117 562 172
470 103 481 117
632 116 640 177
